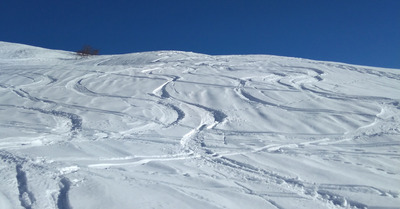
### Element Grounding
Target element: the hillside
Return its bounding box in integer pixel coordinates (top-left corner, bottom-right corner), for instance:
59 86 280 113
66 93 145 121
0 41 399 209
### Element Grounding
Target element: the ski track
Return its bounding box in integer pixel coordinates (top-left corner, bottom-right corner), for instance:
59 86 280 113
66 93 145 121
16 164 35 209
236 88 377 117
57 177 72 209
0 151 75 209
1 43 400 208
234 182 286 209
0 104 82 135
199 150 395 209
70 73 186 128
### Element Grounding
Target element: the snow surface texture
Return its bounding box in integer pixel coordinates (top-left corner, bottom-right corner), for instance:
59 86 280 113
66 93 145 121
0 41 399 209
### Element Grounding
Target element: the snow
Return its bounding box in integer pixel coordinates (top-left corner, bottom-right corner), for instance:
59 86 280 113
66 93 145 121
0 41 399 209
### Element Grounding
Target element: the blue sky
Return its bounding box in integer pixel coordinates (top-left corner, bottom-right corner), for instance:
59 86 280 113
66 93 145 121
1 0 399 68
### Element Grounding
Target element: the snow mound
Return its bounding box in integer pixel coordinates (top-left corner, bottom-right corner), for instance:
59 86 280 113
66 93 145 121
0 41 74 60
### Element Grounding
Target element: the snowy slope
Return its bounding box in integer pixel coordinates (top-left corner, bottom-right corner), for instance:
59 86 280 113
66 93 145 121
0 41 399 209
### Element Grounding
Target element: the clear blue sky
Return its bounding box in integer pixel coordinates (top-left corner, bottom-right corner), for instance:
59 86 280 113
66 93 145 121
1 0 399 68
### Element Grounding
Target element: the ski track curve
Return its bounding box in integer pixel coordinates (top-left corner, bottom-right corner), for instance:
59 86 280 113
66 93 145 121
70 72 186 128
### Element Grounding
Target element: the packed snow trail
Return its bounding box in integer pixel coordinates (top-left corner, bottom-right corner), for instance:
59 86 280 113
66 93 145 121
0 41 400 209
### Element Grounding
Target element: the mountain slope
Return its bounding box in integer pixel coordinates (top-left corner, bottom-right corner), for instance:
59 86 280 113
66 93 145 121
0 41 399 209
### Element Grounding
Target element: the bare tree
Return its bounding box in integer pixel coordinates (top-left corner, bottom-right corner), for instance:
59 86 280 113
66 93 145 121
76 45 99 57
